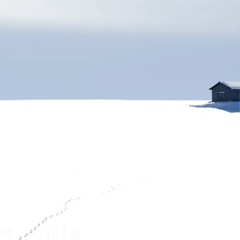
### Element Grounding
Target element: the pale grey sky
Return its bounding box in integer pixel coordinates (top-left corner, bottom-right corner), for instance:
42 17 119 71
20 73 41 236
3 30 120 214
0 0 239 36
0 0 239 100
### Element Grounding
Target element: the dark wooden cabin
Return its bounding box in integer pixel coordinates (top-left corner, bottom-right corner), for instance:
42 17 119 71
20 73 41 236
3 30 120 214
209 81 240 102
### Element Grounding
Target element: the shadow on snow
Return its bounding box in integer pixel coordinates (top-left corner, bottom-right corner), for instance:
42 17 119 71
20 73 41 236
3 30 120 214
190 101 240 113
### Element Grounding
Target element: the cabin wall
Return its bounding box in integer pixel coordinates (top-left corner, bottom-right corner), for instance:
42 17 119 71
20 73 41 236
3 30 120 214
211 83 240 102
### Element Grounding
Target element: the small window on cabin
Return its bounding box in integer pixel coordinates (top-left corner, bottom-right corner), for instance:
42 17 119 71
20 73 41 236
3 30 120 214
217 92 225 98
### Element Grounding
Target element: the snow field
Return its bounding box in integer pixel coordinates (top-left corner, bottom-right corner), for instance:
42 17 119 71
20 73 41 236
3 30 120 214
0 100 239 240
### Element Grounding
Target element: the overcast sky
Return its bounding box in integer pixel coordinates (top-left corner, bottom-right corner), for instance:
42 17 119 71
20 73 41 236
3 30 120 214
0 0 239 100
0 0 239 36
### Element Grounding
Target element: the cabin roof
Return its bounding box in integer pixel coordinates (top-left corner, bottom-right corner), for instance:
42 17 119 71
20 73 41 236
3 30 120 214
209 81 240 90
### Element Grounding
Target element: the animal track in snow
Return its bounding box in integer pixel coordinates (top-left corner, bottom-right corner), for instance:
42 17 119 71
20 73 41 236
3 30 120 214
17 183 123 240
17 179 149 240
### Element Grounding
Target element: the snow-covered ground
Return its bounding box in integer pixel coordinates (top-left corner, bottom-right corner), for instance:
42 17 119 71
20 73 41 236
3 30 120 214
0 100 239 240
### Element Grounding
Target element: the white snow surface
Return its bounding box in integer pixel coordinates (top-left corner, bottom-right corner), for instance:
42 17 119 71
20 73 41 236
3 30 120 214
0 100 240 240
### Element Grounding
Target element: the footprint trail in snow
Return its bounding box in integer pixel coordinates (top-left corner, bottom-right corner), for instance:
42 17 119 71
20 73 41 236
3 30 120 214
17 180 144 240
